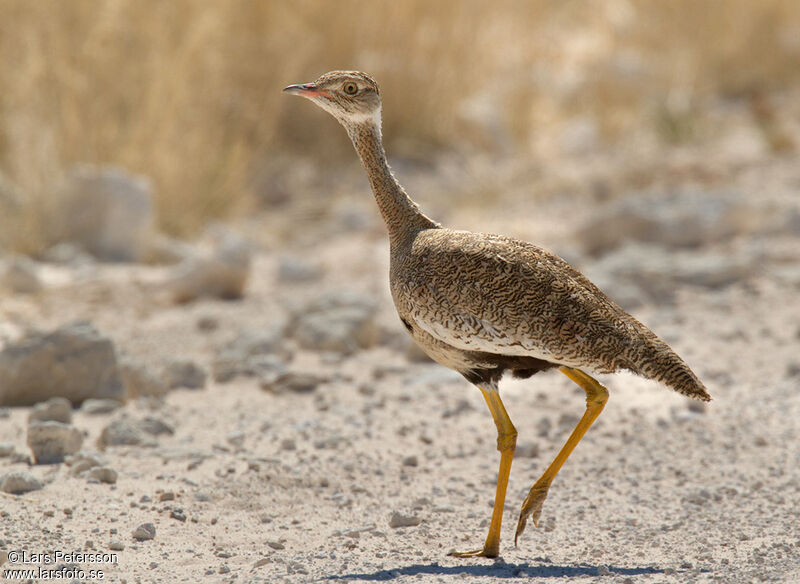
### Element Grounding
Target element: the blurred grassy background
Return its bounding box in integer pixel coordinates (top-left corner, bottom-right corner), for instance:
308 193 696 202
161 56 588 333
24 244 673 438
1 0 798 253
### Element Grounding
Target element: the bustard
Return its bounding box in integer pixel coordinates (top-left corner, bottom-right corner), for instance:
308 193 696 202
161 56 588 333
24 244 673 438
284 71 710 558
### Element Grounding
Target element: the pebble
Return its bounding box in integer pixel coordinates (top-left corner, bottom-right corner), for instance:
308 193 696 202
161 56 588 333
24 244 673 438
0 470 43 494
120 360 169 398
597 565 611 576
159 491 176 502
388 512 422 528
261 371 325 394
196 315 219 332
29 397 73 424
212 329 289 383
163 360 207 389
132 523 156 541
280 439 297 451
226 431 245 448
267 540 285 550
99 415 173 449
166 226 251 303
81 398 123 415
67 452 105 476
88 466 118 484
289 291 379 355
138 417 175 436
684 489 713 506
98 417 146 447
402 455 418 467
109 541 125 551
27 421 84 464
0 443 15 457
515 441 539 458
170 509 187 522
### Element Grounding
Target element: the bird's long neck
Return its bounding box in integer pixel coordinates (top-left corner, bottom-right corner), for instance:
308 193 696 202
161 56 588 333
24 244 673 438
345 119 439 247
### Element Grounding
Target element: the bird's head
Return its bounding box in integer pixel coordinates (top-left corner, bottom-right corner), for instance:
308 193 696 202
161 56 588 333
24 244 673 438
283 71 382 130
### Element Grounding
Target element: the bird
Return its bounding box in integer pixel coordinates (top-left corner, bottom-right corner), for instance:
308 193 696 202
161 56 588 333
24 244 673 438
283 71 710 558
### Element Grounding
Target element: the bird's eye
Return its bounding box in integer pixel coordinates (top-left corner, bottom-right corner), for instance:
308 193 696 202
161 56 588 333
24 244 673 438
343 82 358 95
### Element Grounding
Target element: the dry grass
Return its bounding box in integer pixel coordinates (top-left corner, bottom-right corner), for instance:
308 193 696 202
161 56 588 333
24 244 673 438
0 0 798 252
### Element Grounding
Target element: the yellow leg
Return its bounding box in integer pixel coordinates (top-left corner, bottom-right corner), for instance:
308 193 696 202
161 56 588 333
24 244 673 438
514 367 608 545
451 386 517 558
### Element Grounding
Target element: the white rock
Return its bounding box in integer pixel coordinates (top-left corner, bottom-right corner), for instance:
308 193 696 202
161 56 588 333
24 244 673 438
98 415 171 449
0 321 123 407
81 399 123 415
388 511 422 528
120 360 168 399
163 360 206 389
66 451 106 476
132 523 156 541
88 466 118 484
0 470 43 494
261 371 326 394
98 417 146 448
27 421 83 464
290 292 378 354
212 329 288 383
29 397 73 424
166 227 251 303
52 165 155 262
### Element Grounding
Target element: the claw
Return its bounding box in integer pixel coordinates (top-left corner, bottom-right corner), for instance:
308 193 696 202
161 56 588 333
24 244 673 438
514 479 550 545
449 547 499 558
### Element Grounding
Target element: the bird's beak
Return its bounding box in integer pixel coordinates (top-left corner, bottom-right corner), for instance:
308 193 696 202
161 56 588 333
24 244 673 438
283 83 330 98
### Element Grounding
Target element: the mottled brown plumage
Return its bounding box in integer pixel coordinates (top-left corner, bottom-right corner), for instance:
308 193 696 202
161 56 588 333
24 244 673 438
284 70 709 558
393 229 708 399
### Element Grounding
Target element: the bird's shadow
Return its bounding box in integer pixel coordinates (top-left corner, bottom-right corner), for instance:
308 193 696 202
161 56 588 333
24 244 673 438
326 559 673 581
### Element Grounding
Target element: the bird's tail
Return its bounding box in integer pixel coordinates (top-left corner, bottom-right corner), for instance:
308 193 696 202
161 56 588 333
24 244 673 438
632 337 711 402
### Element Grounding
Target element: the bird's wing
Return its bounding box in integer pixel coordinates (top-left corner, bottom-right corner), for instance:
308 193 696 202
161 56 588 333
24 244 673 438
397 229 645 370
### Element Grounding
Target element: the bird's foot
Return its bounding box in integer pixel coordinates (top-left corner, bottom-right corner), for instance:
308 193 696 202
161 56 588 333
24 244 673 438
515 478 550 545
449 543 500 558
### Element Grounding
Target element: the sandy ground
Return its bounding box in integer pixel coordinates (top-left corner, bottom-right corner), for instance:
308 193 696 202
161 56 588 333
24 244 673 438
1 158 800 584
